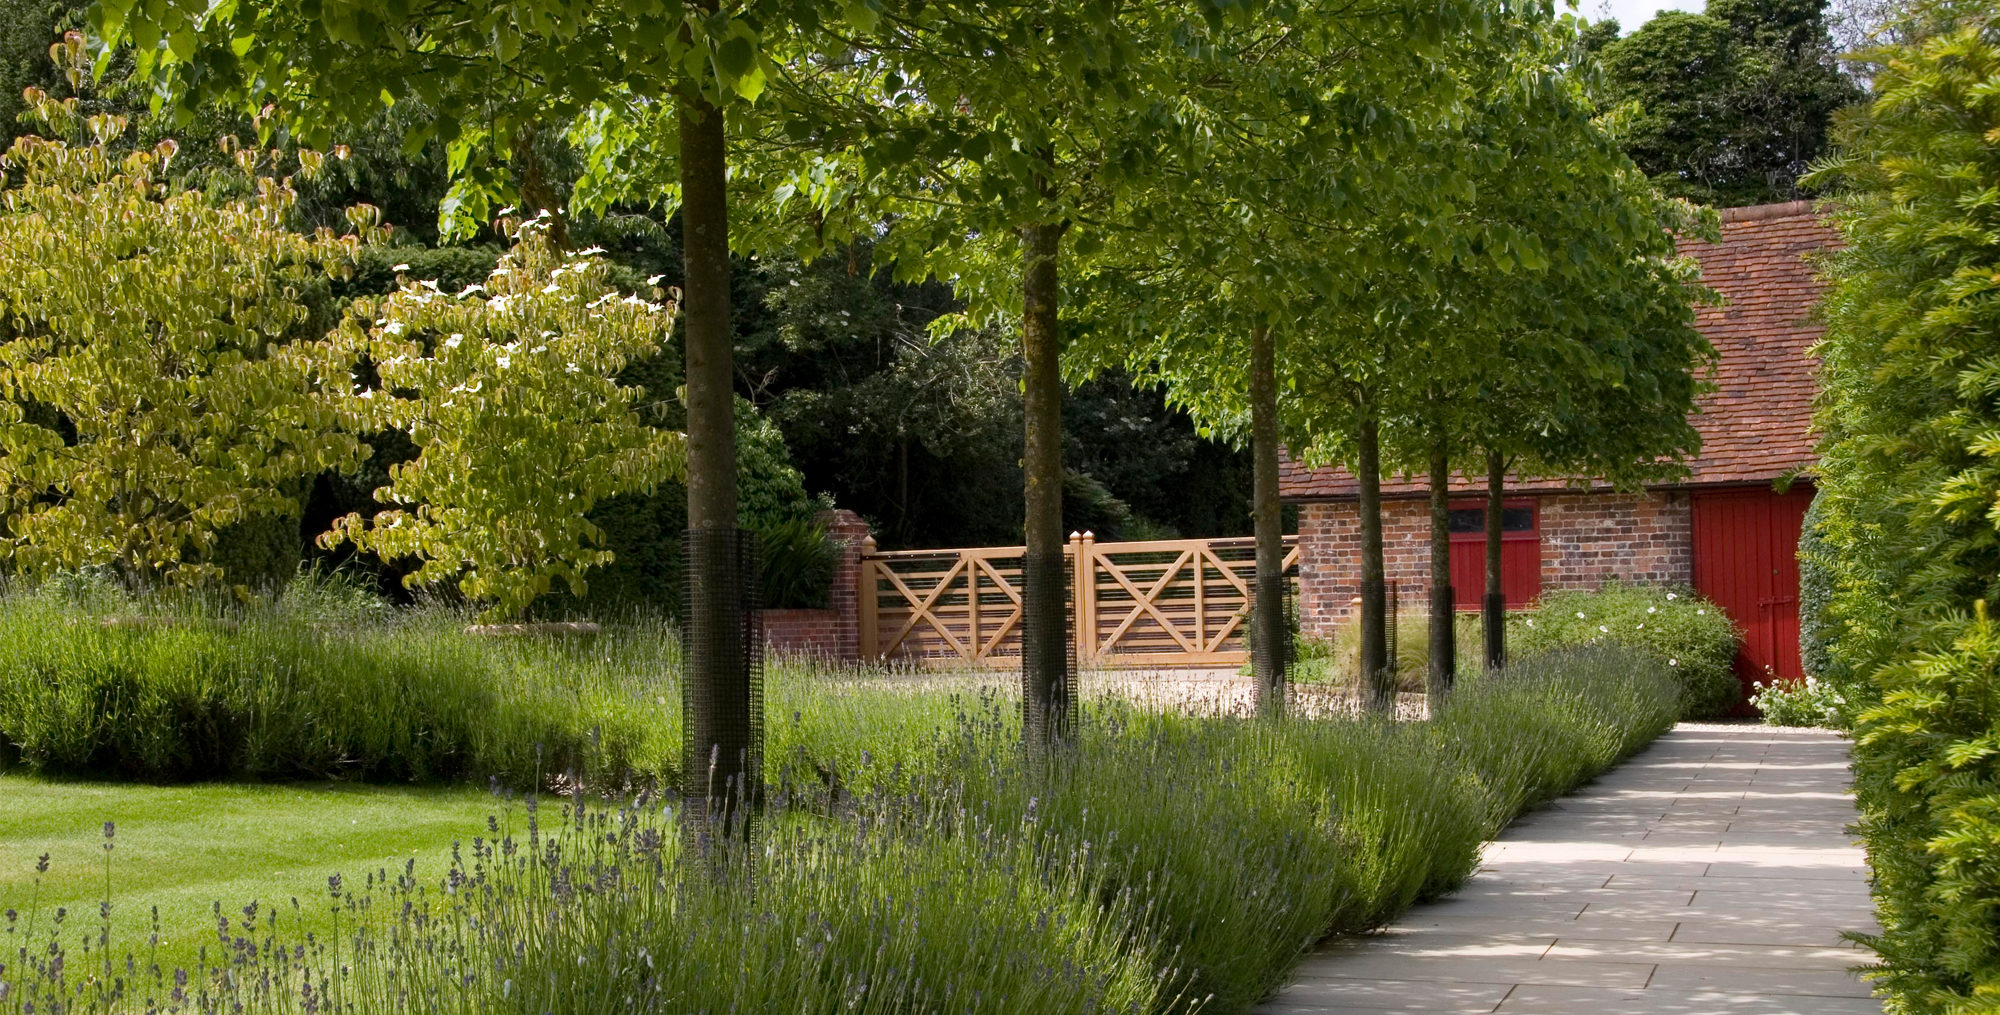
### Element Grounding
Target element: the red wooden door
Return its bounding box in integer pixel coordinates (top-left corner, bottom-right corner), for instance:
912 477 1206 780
1691 486 1814 703
1447 501 1541 611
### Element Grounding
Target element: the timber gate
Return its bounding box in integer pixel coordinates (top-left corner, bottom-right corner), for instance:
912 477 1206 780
859 533 1301 668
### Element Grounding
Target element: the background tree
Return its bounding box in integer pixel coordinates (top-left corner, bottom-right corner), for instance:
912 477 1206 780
1596 0 1862 205
0 94 372 587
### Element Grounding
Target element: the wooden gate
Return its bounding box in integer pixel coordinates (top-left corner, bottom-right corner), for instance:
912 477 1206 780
859 534 1301 667
1691 485 1814 702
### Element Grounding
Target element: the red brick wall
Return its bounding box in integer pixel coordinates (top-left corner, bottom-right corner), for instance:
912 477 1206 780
1296 490 1693 640
765 508 871 661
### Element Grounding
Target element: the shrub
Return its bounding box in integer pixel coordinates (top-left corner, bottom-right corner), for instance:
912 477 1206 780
0 107 372 589
0 576 681 786
756 516 839 609
1513 583 1739 718
1749 676 1845 728
321 223 682 621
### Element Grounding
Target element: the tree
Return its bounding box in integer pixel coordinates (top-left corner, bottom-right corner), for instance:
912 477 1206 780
1598 0 1862 206
0 92 372 588
100 0 824 824
1266 15 1710 702
322 223 683 620
771 2 1263 746
1444 225 1713 674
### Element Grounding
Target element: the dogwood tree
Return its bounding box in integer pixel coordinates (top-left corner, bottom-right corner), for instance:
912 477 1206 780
0 89 372 587
323 222 683 620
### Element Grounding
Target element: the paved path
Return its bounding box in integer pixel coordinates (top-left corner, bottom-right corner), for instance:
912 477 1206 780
1257 723 1882 1014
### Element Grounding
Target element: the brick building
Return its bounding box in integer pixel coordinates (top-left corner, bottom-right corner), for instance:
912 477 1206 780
1280 201 1837 687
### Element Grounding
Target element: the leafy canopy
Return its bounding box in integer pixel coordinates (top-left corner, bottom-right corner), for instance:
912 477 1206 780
1597 0 1861 206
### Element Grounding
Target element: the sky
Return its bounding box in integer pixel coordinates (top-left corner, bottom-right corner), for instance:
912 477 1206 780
1578 0 1705 31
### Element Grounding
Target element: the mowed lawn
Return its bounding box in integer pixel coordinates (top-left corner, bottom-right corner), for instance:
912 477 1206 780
0 774 503 970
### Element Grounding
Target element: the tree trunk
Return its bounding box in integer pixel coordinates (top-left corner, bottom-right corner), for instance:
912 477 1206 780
1249 322 1285 717
1020 219 1071 748
1484 448 1506 671
1356 398 1390 710
1427 435 1455 701
677 84 750 827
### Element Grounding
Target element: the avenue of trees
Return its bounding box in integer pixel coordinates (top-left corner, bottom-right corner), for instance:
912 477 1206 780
0 0 1862 810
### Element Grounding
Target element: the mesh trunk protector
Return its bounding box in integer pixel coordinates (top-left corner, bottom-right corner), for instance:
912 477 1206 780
681 526 763 832
1020 548 1075 748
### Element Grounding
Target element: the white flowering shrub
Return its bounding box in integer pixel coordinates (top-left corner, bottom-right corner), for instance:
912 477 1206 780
1748 675 1846 728
322 220 683 620
1513 583 1741 718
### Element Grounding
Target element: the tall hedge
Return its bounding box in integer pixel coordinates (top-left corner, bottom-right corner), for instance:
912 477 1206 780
1809 15 2000 1010
1795 488 1835 681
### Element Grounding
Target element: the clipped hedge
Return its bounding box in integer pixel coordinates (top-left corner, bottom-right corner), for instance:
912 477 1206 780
1801 17 2000 1009
1797 489 1836 681
1513 583 1740 718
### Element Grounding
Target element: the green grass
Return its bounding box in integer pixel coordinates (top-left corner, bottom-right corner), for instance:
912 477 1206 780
0 775 498 972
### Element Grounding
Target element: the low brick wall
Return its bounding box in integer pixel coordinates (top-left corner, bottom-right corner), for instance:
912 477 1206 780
765 608 844 659
1296 490 1693 640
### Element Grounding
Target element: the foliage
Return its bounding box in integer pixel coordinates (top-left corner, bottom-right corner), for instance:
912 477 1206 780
0 575 679 785
1849 605 2000 1010
1749 675 1847 726
1299 613 1488 692
1595 0 1862 206
321 223 683 621
2 636 1679 1014
756 515 838 609
0 99 373 589
747 259 1248 546
1798 487 1838 680
1513 583 1741 717
1807 15 2000 1009
0 0 72 147
569 399 830 617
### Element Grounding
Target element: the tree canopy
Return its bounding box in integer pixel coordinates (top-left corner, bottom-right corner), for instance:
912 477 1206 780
1596 0 1862 205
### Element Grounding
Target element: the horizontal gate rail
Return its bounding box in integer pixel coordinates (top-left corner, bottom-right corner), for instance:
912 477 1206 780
859 533 1299 668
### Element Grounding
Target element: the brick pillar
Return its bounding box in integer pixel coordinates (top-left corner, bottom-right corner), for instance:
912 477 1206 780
817 508 872 662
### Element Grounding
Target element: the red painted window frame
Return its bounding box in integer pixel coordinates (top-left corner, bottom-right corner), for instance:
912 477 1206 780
1446 499 1540 543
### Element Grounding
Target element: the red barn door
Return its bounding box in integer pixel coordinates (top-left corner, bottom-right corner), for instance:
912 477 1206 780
1690 486 1814 704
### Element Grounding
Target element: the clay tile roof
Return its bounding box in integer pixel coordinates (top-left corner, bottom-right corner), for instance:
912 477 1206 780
1279 200 1837 501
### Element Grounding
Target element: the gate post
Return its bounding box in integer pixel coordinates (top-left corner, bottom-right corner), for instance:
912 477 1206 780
1072 531 1095 665
857 535 879 661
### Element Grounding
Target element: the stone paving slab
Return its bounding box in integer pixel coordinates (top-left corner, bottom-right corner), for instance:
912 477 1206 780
1253 723 1884 1015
